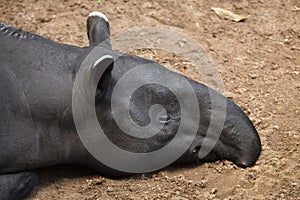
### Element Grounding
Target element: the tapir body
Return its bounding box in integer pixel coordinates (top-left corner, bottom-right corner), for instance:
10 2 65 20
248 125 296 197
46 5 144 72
0 12 261 200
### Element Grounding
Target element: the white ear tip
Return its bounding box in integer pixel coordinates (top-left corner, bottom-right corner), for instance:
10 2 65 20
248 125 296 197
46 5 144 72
88 11 109 22
93 55 114 69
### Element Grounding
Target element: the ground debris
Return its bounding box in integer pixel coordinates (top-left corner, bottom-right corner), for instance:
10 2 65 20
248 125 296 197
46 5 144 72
211 7 249 22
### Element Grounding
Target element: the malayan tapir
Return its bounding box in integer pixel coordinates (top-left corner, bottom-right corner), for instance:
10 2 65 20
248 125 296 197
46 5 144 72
0 12 261 200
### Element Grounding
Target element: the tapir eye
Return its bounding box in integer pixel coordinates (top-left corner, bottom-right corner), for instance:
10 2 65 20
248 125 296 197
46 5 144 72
192 146 201 154
158 115 172 123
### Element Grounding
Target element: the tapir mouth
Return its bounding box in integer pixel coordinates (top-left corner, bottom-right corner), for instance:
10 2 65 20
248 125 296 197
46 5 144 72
183 120 261 168
190 144 260 168
175 125 261 168
205 128 261 168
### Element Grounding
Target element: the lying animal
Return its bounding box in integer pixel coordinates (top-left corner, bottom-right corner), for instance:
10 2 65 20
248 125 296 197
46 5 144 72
0 12 261 200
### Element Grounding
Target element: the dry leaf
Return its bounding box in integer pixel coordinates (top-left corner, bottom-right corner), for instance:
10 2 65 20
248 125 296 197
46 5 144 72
211 7 249 22
291 6 300 11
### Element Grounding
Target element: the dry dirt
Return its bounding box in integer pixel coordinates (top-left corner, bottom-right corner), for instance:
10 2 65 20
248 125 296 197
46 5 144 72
1 0 300 199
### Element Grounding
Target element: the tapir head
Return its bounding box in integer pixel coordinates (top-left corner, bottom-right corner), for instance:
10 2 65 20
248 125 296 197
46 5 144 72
84 12 261 170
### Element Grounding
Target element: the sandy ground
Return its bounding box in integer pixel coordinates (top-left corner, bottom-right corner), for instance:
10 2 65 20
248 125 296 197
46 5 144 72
1 0 299 199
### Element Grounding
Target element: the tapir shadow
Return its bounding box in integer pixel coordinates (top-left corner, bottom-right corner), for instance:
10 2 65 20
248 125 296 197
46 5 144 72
29 162 208 196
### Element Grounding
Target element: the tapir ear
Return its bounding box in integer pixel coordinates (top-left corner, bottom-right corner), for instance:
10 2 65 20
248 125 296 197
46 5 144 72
87 11 111 48
89 55 114 99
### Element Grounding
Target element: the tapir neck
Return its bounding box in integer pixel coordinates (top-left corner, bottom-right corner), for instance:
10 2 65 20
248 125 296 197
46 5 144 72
0 30 91 171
